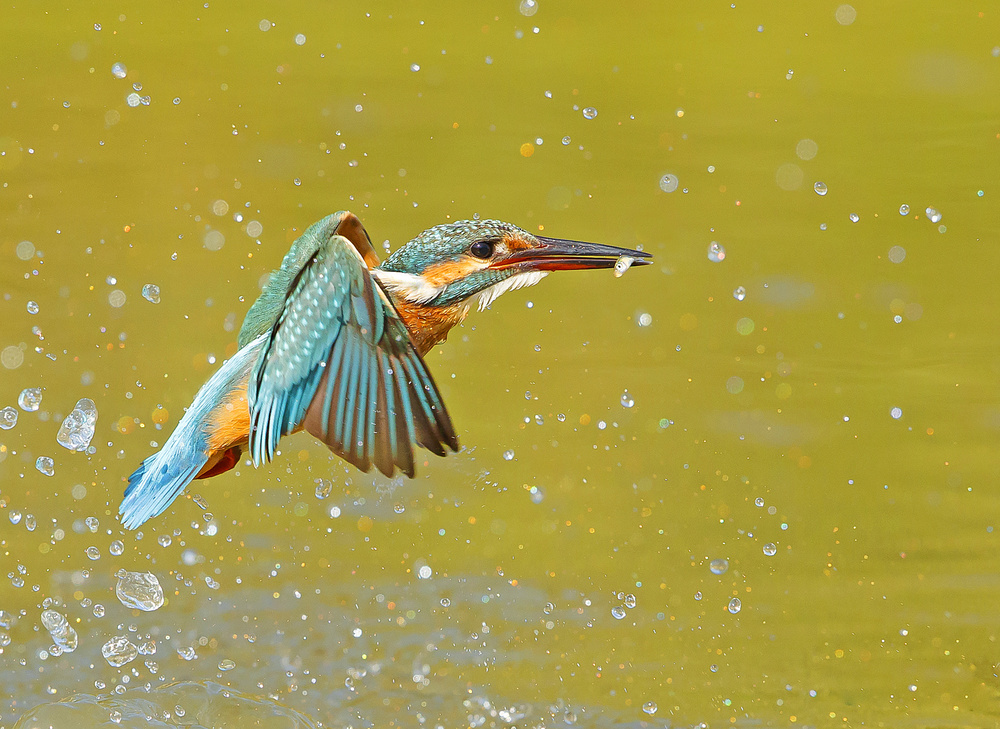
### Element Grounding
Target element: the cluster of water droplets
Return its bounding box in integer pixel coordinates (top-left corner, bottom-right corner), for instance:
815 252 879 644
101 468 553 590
610 591 637 619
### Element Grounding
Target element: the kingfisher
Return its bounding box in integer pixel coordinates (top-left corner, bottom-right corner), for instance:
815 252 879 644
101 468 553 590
119 212 651 529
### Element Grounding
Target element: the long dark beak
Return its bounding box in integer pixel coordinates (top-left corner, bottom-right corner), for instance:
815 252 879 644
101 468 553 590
501 236 653 272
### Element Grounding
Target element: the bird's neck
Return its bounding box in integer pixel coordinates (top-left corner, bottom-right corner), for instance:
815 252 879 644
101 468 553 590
374 270 469 356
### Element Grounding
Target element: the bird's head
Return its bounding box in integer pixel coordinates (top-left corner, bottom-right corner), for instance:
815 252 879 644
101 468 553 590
375 219 652 311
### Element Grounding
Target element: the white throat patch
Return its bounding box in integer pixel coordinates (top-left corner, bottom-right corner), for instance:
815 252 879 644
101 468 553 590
477 271 548 311
373 270 444 304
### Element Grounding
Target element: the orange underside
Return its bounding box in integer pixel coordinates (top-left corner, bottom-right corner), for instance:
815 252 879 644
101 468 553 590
197 379 252 480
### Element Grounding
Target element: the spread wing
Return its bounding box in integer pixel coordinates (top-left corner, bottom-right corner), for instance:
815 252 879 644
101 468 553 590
247 232 458 477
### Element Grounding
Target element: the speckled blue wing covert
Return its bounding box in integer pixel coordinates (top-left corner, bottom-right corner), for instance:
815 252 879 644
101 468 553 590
247 231 458 477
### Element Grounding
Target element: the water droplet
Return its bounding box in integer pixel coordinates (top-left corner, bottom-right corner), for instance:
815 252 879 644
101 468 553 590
561 135 571 145
157 535 172 547
35 457 55 476
0 406 18 430
57 398 98 452
582 107 598 119
763 543 777 556
115 571 164 611
611 606 626 619
925 206 942 223
314 478 333 499
102 636 138 667
26 300 39 315
890 407 902 419
642 701 658 715
637 312 652 327
755 497 764 507
543 602 555 614
835 4 857 25
86 546 100 560
109 540 124 556
620 391 634 408
503 449 515 461
41 610 78 653
899 203 910 215
707 241 726 262
177 645 197 661
218 658 236 671
440 597 451 607
25 514 36 531
727 597 742 614
418 564 433 579
126 92 141 107
849 213 860 223
658 173 679 193
92 603 105 618
694 591 702 601
733 286 746 301
141 284 160 303
813 181 828 196
85 516 99 533
624 593 637 609
18 387 42 412
519 0 538 16
111 62 127 79
709 558 729 575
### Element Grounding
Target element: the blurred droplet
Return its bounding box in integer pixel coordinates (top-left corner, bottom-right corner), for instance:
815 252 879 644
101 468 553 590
707 241 726 262
0 407 18 430
659 173 679 193
111 62 127 79
710 558 729 575
733 286 746 301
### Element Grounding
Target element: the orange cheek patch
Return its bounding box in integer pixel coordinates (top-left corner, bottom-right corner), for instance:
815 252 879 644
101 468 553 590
421 258 486 287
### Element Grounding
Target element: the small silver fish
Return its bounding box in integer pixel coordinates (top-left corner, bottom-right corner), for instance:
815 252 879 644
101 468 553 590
613 255 635 278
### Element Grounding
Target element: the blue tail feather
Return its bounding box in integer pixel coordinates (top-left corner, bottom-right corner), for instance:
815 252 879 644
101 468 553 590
119 335 264 530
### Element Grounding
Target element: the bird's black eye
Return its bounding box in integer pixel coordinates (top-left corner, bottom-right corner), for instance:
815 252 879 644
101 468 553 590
470 240 495 259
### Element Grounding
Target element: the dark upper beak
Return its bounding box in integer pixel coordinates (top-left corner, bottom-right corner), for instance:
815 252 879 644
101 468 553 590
500 236 653 272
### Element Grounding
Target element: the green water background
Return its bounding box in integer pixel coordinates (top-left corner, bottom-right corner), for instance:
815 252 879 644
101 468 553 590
2 2 1000 727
